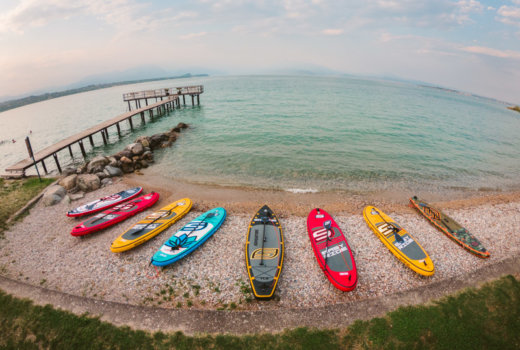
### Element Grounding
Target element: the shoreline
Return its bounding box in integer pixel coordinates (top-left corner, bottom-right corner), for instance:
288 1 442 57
123 170 520 216
0 174 519 318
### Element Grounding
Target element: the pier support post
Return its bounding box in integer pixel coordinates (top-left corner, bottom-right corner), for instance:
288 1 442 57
145 98 148 106
191 95 194 106
79 140 87 159
127 101 131 111
140 112 145 124
68 145 74 159
88 135 94 147
116 123 121 137
53 153 62 173
104 128 109 141
197 95 200 105
41 159 48 174
101 130 107 145
128 117 134 130
183 95 186 105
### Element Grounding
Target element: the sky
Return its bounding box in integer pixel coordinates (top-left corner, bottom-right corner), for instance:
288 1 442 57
0 0 519 103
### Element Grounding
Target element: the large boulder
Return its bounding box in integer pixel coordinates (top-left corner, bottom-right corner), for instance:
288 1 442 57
76 174 100 192
172 122 189 132
135 136 150 148
120 156 132 164
61 167 77 177
58 174 77 191
87 156 109 174
42 185 67 206
104 165 123 177
150 133 169 149
126 142 144 156
113 150 132 160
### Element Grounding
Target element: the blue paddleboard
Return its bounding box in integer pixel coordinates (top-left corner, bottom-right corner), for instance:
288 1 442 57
151 207 226 267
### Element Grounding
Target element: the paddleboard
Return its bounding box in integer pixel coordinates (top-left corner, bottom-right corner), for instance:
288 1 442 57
70 192 160 236
363 206 434 276
307 208 357 291
151 207 226 267
245 205 284 299
110 198 192 253
410 196 490 258
66 187 143 217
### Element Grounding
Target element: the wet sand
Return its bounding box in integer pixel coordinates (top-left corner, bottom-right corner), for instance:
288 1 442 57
124 171 520 217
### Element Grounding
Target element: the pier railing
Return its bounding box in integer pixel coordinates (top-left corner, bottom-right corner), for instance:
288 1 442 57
123 85 204 101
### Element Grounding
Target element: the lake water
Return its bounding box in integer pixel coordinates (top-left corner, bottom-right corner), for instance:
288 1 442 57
1 75 519 195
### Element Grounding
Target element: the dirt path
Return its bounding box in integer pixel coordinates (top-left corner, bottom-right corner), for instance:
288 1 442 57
1 254 518 335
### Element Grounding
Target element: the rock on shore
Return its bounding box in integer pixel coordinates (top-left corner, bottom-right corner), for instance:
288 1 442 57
47 122 189 205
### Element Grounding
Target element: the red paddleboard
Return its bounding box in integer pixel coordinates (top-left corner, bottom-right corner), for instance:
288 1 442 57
66 187 143 217
307 208 357 291
70 192 159 236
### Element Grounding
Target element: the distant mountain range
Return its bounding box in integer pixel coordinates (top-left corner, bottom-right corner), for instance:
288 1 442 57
0 72 209 113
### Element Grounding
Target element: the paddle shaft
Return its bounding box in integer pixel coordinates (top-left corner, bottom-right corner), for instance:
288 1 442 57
259 217 268 266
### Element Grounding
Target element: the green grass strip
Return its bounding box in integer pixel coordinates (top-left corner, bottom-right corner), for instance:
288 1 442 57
0 177 55 235
0 275 519 349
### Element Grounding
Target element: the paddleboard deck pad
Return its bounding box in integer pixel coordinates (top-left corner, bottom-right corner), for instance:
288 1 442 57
410 196 490 258
110 198 192 252
363 206 434 276
307 208 357 291
245 205 284 299
67 187 143 217
151 207 226 267
70 192 160 236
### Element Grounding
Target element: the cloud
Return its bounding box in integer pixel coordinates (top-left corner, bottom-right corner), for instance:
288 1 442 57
321 28 343 36
461 46 520 59
179 31 208 40
497 5 520 26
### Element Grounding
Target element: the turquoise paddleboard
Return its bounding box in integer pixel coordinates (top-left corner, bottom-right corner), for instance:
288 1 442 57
151 207 226 267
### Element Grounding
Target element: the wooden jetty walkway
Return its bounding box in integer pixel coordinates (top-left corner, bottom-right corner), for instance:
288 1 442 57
4 85 203 177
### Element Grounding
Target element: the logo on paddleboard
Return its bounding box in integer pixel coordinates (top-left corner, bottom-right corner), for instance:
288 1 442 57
251 248 279 260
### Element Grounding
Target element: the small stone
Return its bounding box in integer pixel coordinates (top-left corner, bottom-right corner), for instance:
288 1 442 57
101 178 113 187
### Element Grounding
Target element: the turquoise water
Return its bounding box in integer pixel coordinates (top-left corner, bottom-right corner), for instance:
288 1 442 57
1 75 519 194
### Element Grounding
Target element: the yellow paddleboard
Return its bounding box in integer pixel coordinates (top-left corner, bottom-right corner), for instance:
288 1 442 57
110 198 192 253
363 206 434 276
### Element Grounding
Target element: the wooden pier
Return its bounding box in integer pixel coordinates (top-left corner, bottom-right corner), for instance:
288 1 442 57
4 85 203 177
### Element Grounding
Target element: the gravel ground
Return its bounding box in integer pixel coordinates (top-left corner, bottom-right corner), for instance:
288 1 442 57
0 180 519 311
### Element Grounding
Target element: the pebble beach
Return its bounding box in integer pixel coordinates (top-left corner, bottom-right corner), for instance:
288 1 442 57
1 177 519 312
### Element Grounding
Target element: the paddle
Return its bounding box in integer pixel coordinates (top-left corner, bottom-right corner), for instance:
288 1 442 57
323 219 333 270
88 195 147 225
372 208 404 244
131 200 184 236
259 215 269 266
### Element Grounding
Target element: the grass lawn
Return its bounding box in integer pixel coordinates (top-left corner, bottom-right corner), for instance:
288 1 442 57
0 275 518 349
0 177 55 236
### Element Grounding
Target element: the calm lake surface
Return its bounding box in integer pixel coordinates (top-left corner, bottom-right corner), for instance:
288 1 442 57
1 75 519 195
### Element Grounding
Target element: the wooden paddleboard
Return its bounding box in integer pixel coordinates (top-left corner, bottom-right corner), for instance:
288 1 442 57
110 198 192 252
307 208 357 291
245 205 284 299
71 192 159 236
67 187 142 217
410 196 490 258
151 207 226 267
363 206 434 276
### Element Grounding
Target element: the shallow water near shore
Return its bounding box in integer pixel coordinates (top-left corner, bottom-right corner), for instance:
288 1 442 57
1 75 519 196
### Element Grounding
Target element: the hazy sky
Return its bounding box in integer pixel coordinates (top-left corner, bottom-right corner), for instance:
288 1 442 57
1 0 519 102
